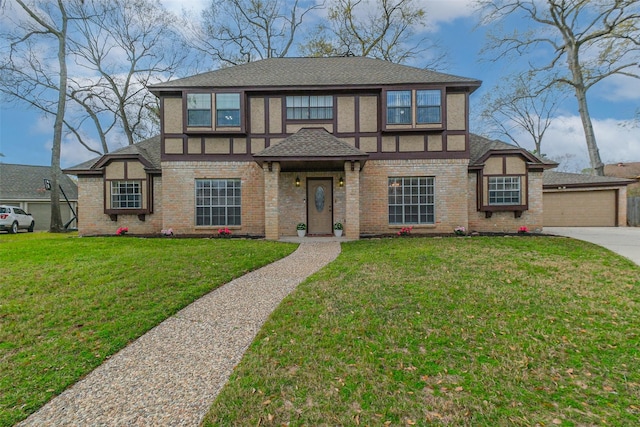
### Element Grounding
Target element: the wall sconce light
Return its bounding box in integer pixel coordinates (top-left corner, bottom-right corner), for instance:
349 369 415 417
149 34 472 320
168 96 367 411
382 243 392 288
338 176 344 187
295 176 300 187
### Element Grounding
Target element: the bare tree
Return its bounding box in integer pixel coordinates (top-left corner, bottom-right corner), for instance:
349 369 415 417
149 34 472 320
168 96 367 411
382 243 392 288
0 0 82 231
479 73 565 155
478 0 640 176
301 0 444 66
70 0 187 147
193 0 323 65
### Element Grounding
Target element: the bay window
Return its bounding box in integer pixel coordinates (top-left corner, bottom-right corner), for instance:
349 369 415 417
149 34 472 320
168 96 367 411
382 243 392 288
488 176 521 205
111 181 142 209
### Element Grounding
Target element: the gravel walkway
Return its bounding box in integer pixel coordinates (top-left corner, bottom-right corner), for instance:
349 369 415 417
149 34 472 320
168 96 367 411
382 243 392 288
18 242 341 427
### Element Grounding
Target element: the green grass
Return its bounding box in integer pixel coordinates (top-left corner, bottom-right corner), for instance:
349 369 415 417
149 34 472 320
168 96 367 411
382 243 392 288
204 237 640 426
0 232 296 427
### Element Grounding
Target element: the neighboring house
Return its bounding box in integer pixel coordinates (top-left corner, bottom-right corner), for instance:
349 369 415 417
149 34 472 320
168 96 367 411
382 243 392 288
0 163 78 231
542 170 632 227
604 162 640 196
65 56 556 238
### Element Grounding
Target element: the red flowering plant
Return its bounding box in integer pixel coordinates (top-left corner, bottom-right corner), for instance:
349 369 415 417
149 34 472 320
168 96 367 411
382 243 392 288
518 226 529 234
218 227 232 238
397 226 413 237
116 227 128 236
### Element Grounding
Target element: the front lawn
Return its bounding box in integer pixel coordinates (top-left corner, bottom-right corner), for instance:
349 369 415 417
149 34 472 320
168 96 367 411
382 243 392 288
205 237 640 426
0 233 295 427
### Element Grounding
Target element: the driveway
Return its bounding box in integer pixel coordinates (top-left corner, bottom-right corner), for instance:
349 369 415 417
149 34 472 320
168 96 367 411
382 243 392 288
544 227 640 266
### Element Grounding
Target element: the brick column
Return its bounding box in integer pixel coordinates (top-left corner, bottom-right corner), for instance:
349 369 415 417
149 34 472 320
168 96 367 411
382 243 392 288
264 162 280 240
618 186 628 226
344 161 361 239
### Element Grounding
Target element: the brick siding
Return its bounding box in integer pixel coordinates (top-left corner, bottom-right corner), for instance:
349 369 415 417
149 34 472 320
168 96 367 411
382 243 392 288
359 159 470 235
468 171 544 233
77 176 163 236
161 161 265 236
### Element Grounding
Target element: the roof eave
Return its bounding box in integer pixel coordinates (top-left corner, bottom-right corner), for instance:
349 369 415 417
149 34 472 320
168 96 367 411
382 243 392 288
543 180 633 189
62 168 103 176
254 154 369 163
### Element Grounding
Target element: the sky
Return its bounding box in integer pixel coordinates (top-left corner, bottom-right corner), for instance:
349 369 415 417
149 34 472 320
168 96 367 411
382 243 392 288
0 0 638 172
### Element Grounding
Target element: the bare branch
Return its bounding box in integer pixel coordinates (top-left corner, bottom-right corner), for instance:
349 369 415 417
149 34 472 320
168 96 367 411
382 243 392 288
477 0 640 175
302 0 442 66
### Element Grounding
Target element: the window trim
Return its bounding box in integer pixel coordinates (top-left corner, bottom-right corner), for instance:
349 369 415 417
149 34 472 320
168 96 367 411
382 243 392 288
186 93 212 127
384 88 444 129
386 90 412 125
195 178 242 227
388 176 435 225
110 180 142 210
488 176 522 206
215 93 241 127
285 95 334 121
416 89 442 124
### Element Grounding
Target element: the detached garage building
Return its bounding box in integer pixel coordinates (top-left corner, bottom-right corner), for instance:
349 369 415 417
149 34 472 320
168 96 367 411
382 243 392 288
0 163 78 231
543 171 632 227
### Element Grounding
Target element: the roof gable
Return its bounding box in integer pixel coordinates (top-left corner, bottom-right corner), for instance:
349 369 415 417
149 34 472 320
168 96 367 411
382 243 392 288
150 57 481 91
254 128 368 159
64 136 162 174
469 133 556 168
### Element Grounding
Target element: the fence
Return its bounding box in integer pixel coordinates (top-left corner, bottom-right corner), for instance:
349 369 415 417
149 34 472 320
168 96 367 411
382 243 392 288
629 197 640 226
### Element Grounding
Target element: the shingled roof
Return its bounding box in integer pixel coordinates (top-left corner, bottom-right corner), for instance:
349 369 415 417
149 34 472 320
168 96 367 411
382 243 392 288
149 57 482 91
469 133 556 167
603 162 640 180
543 170 633 188
254 128 368 159
64 136 162 173
0 163 78 200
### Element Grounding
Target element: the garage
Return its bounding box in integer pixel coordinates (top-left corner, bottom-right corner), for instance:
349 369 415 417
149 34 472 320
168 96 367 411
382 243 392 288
544 189 618 226
543 171 631 227
0 164 78 231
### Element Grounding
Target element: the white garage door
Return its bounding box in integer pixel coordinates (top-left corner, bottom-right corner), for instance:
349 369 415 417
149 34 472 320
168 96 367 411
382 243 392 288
544 190 618 226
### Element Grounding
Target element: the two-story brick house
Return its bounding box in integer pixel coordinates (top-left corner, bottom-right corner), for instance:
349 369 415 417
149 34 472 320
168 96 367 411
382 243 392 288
65 57 553 238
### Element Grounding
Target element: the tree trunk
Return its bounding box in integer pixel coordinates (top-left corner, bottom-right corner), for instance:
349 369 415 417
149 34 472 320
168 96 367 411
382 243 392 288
559 9 605 176
49 1 68 232
574 85 604 175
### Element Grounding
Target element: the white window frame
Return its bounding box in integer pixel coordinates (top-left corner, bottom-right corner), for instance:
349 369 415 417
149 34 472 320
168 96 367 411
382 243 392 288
111 181 142 209
195 179 241 226
488 176 521 205
388 177 435 224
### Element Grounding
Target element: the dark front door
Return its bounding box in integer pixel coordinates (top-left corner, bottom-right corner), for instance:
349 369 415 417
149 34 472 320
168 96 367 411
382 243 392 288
307 178 333 235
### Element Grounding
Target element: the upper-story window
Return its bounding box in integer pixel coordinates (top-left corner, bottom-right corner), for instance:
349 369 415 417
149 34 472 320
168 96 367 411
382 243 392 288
386 89 443 125
387 91 411 124
216 93 241 126
286 95 333 120
416 90 441 124
187 93 212 127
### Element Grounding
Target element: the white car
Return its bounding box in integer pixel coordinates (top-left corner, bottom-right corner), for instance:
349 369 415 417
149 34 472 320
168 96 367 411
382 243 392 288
0 205 35 233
